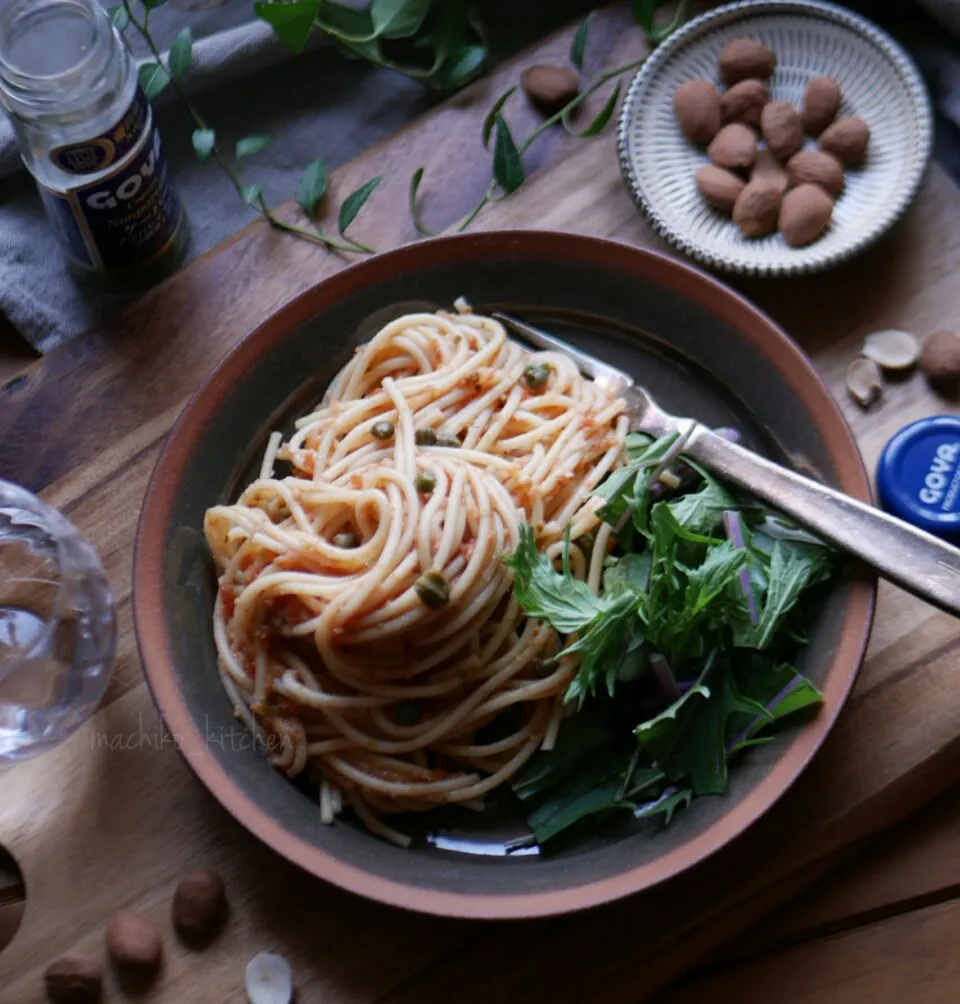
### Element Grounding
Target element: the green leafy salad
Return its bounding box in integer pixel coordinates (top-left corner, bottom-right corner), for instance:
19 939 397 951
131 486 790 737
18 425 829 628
504 430 835 847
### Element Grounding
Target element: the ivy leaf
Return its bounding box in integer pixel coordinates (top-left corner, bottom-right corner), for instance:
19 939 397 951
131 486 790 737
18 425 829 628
570 11 594 70
297 156 328 214
338 175 383 236
482 86 516 149
255 0 321 50
169 27 193 79
142 0 167 8
242 183 263 206
109 5 129 30
191 128 216 162
438 45 487 90
408 166 437 236
371 0 431 39
138 62 170 101
564 81 621 138
236 135 271 161
315 3 375 41
492 114 524 194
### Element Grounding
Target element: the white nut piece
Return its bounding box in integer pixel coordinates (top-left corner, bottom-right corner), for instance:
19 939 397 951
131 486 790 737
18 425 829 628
861 329 920 371
246 951 294 1004
846 357 884 408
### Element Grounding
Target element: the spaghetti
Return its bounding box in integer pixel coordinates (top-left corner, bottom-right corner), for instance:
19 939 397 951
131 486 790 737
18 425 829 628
204 308 629 845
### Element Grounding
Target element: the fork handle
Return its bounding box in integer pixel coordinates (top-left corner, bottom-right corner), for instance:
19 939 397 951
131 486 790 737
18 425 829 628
684 425 960 617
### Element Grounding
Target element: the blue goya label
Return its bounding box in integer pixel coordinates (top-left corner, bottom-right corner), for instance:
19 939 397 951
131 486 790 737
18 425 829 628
48 87 151 175
38 89 183 273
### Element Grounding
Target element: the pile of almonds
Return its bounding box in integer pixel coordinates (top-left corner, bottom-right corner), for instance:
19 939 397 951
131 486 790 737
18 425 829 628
43 868 228 1003
674 38 871 246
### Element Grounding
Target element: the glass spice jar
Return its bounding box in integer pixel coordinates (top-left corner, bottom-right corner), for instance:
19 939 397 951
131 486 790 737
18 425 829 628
0 0 189 291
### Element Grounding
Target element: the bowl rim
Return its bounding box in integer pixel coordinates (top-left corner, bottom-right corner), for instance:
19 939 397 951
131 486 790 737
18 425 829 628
616 0 934 277
133 230 876 919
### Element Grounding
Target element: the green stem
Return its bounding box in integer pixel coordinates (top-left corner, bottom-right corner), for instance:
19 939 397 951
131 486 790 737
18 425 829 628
123 2 377 255
453 54 648 233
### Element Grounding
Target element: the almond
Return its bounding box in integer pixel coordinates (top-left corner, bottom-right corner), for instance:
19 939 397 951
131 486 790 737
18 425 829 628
717 38 776 85
802 76 841 135
707 122 757 170
732 179 781 237
760 101 803 162
173 869 228 947
920 330 960 389
673 78 722 145
696 164 746 211
779 184 833 246
106 910 163 978
720 78 769 127
786 150 844 196
751 147 789 193
521 64 579 116
819 116 870 165
44 956 103 1004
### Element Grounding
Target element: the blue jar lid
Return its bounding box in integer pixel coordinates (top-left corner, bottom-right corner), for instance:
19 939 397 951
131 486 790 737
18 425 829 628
876 416 960 542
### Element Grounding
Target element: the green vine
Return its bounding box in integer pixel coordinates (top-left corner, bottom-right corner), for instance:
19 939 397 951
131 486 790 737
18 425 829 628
109 0 689 254
412 0 690 233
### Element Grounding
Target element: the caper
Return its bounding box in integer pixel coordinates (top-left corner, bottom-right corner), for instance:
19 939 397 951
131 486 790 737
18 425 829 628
436 433 461 448
392 700 422 726
414 428 438 446
332 532 359 548
523 362 551 390
414 470 437 493
371 419 395 441
415 570 450 609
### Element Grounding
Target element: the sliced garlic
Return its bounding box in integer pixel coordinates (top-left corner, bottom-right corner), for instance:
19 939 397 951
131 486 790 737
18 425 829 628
246 952 294 1004
846 357 883 408
861 329 920 371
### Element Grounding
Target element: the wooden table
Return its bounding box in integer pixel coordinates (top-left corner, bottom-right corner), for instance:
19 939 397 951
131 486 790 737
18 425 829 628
2 7 960 1001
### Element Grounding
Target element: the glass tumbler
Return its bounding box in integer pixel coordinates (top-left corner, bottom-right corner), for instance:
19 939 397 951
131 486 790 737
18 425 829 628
0 479 115 760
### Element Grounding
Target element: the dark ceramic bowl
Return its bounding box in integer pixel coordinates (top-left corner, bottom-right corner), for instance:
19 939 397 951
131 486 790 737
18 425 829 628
134 231 875 919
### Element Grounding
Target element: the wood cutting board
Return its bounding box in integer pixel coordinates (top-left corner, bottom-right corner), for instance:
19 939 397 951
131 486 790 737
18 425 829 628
1 7 960 1002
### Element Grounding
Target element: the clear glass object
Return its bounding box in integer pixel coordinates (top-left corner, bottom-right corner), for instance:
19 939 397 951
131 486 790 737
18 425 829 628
0 0 188 290
0 480 116 761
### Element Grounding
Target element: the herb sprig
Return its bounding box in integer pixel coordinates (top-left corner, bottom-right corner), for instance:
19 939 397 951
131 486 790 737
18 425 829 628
114 0 390 253
109 1 690 253
411 2 691 234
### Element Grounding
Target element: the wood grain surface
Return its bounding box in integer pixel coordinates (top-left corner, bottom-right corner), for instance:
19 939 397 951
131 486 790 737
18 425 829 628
2 6 960 1002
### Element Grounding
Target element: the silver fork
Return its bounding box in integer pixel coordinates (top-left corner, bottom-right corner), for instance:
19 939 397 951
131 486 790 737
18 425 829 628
493 312 960 618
